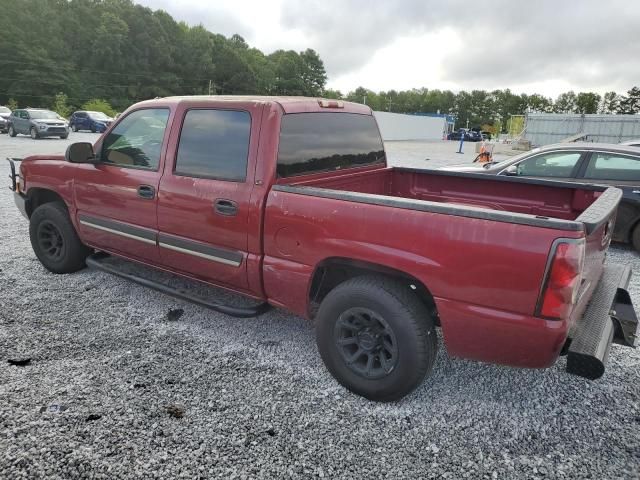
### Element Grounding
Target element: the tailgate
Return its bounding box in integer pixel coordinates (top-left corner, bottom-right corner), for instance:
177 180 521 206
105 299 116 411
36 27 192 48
575 187 622 291
565 187 639 378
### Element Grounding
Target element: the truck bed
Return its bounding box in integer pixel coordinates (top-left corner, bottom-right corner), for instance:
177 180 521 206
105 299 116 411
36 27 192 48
266 167 622 368
278 167 611 231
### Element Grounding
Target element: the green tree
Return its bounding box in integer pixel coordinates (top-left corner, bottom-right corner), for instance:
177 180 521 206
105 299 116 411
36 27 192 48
323 89 343 99
575 92 601 114
554 91 577 113
599 91 620 114
299 49 327 96
7 98 18 111
51 92 72 118
527 94 553 113
617 87 640 114
81 99 117 117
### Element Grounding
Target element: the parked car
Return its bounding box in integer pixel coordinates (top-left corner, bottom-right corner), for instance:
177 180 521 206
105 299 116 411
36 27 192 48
0 106 11 133
8 108 69 139
440 143 640 251
447 128 482 142
7 97 638 401
69 111 114 133
480 131 492 140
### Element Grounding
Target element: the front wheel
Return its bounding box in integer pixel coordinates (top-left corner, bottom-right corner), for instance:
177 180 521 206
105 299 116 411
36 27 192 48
315 276 438 402
29 202 92 273
30 127 39 140
8 125 17 137
71 124 78 132
60 134 69 139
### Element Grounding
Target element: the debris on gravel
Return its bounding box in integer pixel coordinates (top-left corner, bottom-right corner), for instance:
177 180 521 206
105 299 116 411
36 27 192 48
165 404 186 418
166 307 184 322
7 358 31 367
0 137 639 479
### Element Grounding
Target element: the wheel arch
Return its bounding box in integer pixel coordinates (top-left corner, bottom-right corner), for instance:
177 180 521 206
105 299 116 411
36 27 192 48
308 257 439 323
25 188 67 218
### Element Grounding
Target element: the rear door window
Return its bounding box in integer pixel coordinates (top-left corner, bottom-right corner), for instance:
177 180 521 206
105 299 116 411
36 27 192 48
514 151 582 178
174 109 251 181
277 112 385 177
583 152 640 181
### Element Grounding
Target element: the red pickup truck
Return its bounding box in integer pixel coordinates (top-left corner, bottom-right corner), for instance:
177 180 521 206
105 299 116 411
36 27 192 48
8 96 638 401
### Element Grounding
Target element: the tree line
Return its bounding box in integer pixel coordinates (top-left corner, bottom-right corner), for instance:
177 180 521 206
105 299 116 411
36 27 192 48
326 86 640 132
0 0 637 132
0 0 327 112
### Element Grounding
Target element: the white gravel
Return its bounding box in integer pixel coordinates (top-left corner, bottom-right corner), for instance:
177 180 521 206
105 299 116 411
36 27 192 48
1 134 639 479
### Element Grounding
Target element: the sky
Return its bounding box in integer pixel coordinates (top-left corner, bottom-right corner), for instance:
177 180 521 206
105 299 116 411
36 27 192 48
137 0 639 98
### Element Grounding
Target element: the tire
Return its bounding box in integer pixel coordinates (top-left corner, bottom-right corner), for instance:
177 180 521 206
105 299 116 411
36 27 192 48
29 202 91 274
631 224 640 252
315 275 438 402
60 134 68 139
90 125 96 133
71 124 78 132
8 125 16 137
30 127 39 140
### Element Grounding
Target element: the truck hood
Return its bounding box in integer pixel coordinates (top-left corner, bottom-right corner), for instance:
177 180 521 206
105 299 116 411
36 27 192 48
23 154 66 162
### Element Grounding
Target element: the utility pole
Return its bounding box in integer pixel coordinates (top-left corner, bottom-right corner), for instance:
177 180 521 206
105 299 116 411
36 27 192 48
363 95 366 105
388 98 392 112
208 80 212 96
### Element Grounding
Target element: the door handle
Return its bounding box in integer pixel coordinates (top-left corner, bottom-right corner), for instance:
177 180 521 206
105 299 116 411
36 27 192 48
214 199 238 216
137 185 155 199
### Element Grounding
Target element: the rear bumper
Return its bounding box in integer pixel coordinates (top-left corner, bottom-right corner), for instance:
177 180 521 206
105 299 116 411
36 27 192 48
566 264 638 379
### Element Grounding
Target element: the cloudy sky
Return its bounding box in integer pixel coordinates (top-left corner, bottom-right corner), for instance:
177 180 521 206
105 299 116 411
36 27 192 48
138 0 639 98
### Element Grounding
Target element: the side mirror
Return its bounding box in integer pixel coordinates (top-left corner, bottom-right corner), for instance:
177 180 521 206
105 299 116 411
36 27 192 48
66 142 96 164
503 165 518 176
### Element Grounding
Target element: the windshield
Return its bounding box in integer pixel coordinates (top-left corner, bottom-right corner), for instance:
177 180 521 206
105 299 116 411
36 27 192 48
483 148 542 169
88 111 110 120
0 107 10 114
29 110 60 120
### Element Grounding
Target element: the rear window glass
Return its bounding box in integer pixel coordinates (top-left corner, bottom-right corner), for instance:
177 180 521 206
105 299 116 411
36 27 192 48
584 152 640 181
175 109 251 181
277 113 385 177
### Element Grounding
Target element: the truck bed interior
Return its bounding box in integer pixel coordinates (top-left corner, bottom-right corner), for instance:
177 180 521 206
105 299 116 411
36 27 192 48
285 167 602 221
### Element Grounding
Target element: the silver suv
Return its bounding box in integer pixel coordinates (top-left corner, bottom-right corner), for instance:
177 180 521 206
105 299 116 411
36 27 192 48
8 109 69 139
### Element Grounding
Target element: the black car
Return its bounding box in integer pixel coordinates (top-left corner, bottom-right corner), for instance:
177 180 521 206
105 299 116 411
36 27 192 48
0 106 11 133
447 129 482 142
440 143 640 250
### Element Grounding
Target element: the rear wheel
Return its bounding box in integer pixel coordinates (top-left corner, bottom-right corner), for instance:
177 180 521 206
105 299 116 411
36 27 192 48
8 125 16 137
29 202 91 273
71 123 78 132
315 275 438 402
30 127 39 140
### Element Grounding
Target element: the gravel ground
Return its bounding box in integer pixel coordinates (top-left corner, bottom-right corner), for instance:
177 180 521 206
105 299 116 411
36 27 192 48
1 134 639 479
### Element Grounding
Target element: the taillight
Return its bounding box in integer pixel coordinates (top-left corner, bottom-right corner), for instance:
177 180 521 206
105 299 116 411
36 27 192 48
537 239 585 320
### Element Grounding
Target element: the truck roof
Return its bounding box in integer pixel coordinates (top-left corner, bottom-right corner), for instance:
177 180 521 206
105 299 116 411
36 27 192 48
136 95 372 115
